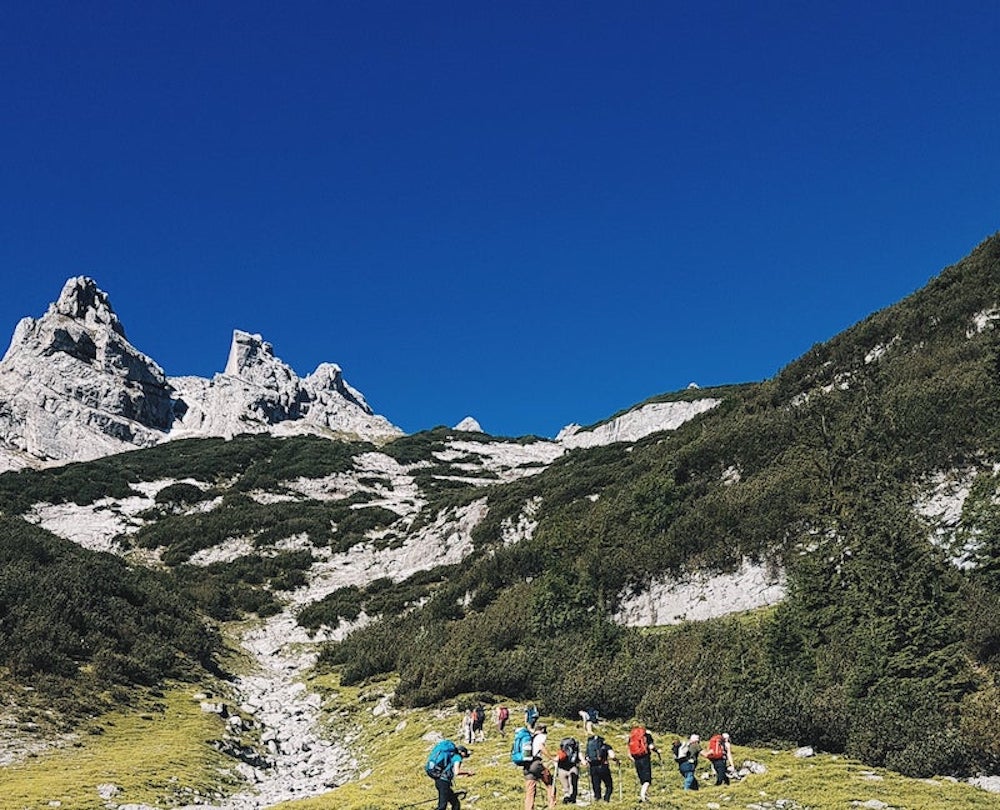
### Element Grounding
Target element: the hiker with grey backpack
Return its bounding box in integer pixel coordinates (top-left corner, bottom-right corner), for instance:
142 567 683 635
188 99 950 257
672 734 701 790
555 735 582 804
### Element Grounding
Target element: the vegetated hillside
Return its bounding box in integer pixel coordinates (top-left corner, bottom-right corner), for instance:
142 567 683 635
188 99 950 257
0 427 558 728
322 233 1000 779
3 234 1000 789
0 517 219 730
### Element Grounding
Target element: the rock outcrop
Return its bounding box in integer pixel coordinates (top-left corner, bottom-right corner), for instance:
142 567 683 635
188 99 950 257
0 277 175 466
0 278 401 468
171 330 401 442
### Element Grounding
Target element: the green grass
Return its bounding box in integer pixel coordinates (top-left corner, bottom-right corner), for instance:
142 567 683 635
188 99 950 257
270 673 998 810
2 671 997 810
2 686 236 809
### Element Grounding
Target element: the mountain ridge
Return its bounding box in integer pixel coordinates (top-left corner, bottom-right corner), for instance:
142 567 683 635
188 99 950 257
3 233 1000 807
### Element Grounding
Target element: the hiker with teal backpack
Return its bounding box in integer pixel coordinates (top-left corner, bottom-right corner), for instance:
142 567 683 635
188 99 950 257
523 724 557 810
425 740 473 810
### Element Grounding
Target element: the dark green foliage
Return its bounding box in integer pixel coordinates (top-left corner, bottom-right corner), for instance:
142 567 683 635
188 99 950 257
172 550 314 620
316 235 1000 779
0 517 219 692
130 494 398 565
154 481 210 507
234 435 369 491
0 434 373 515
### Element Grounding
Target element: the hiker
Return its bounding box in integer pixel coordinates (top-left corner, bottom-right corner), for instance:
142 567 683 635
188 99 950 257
460 709 474 744
555 735 582 804
672 734 701 790
578 707 598 735
472 704 486 742
496 704 510 737
705 732 734 785
523 724 557 810
525 703 540 730
585 733 616 802
627 724 660 803
425 741 473 810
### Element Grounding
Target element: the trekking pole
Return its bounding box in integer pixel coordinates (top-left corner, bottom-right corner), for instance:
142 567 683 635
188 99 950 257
618 760 622 801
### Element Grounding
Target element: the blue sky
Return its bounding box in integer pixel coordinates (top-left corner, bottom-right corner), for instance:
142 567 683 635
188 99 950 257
2 2 999 437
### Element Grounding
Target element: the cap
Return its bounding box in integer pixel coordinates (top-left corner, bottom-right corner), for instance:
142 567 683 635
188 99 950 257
457 746 470 757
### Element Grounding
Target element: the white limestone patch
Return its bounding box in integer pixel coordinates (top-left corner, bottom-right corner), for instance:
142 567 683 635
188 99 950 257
557 398 720 449
613 561 786 626
436 439 564 483
967 308 1000 338
914 467 979 568
263 452 427 518
295 498 489 618
24 479 215 555
501 497 542 547
864 336 899 364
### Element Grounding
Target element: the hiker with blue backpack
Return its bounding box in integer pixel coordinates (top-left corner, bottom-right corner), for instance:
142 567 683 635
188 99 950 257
424 740 474 810
585 732 617 802
512 722 556 809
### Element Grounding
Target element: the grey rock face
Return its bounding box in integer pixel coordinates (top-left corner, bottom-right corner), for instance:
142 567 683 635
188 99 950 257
0 277 175 464
0 278 401 467
172 330 401 441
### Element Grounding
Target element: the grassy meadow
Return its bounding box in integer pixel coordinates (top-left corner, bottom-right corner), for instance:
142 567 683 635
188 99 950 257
3 670 998 810
2 686 235 809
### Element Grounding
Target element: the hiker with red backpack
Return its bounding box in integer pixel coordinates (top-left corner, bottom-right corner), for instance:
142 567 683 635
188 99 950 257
496 705 510 737
626 724 660 803
705 732 733 785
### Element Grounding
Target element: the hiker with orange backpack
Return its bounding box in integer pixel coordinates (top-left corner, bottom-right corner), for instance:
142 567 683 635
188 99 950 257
705 732 733 785
626 724 660 803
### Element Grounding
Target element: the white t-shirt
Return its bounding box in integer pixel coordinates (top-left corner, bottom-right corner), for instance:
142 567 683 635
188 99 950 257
532 732 547 758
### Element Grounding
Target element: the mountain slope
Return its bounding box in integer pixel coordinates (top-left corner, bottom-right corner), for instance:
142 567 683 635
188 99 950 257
2 234 1000 807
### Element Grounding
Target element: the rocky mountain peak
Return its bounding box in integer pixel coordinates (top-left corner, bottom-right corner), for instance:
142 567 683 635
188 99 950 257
51 276 126 338
224 330 297 390
0 278 402 469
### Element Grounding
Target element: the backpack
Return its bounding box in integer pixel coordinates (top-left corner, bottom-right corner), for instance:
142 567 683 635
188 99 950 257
705 734 725 761
511 726 534 766
628 726 649 757
585 707 599 723
586 735 607 766
526 705 539 726
473 706 485 725
674 741 691 762
425 740 458 779
498 706 509 722
557 737 580 768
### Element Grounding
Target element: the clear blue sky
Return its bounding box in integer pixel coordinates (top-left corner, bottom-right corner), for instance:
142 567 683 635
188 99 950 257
2 2 999 437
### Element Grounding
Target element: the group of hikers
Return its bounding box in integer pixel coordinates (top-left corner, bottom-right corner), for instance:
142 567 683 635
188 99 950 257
424 705 737 810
